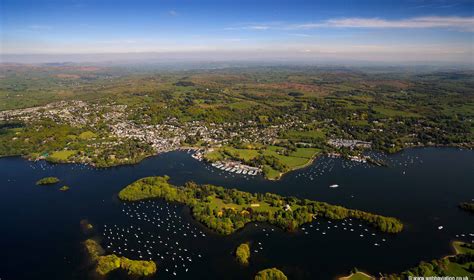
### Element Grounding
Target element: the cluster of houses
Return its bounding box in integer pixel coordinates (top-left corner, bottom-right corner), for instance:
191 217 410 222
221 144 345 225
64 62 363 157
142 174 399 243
109 122 185 153
0 100 129 129
0 100 91 124
106 115 303 155
0 100 308 168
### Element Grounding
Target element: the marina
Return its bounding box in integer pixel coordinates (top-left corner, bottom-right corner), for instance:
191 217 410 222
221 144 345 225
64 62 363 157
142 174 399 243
189 150 262 176
210 161 261 176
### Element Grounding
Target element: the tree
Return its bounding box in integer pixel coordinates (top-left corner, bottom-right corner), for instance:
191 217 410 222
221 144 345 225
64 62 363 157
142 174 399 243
235 243 250 264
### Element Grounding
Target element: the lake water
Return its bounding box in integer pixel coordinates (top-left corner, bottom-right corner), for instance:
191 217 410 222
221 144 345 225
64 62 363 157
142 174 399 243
0 147 473 280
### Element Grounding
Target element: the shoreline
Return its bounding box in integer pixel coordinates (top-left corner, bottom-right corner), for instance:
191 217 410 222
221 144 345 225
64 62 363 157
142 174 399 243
0 145 471 178
338 271 374 280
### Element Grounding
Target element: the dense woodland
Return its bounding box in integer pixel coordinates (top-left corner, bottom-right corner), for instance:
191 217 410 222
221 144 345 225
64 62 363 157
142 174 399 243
118 176 403 234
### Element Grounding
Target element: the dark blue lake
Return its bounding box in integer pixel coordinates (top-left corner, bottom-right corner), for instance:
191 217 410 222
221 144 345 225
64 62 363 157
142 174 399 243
0 147 473 280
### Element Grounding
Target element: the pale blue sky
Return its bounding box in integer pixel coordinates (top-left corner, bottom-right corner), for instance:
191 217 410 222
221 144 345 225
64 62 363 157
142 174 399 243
1 0 473 63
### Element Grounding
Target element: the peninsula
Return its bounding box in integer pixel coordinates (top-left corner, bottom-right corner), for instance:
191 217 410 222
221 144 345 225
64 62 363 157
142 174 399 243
84 238 157 277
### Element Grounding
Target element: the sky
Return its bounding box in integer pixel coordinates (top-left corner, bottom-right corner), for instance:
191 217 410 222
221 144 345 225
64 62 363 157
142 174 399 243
1 0 473 64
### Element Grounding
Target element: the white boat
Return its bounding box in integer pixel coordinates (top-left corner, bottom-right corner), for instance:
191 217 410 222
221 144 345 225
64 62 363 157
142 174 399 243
329 184 339 188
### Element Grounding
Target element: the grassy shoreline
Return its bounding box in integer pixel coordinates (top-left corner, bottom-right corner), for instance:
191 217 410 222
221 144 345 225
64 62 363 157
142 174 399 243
267 151 320 180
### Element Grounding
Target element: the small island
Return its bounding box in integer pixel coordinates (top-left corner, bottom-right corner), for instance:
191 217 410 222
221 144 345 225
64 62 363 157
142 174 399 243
255 268 288 280
118 176 403 235
59 185 70 191
235 243 250 265
80 219 94 234
84 238 157 277
36 176 60 185
459 202 474 213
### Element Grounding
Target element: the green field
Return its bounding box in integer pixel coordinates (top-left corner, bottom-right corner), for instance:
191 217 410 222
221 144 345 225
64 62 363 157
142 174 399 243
263 146 320 169
373 106 420 118
445 262 474 277
48 150 77 161
453 241 474 255
262 165 282 180
79 131 97 140
283 129 326 140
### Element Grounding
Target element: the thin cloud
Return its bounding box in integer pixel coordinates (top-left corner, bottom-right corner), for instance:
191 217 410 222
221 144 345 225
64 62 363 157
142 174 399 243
248 25 270 30
168 10 178 16
229 16 474 32
224 25 271 31
297 16 474 31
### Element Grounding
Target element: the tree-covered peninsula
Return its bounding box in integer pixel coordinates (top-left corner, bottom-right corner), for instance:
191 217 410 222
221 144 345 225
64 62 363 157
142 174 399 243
118 176 403 234
36 176 60 185
84 238 157 277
